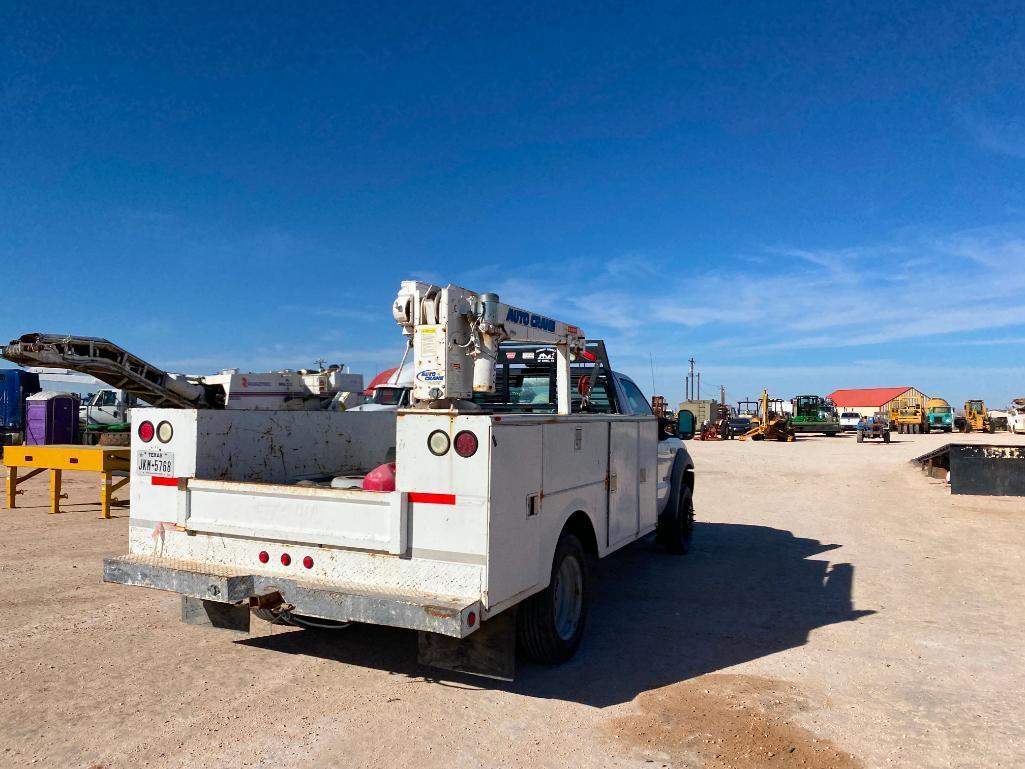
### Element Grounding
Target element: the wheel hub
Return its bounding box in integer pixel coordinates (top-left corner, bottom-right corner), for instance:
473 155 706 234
552 554 583 640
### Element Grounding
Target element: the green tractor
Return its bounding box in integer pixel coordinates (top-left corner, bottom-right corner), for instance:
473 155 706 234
789 395 841 436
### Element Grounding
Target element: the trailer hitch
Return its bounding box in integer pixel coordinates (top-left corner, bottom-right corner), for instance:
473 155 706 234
248 590 285 611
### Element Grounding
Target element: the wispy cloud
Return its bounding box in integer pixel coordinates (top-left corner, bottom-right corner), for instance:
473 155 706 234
126 224 1025 405
160 345 400 375
450 225 1025 404
962 111 1025 160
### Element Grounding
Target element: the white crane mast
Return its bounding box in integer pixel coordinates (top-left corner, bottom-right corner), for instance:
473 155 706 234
391 281 590 414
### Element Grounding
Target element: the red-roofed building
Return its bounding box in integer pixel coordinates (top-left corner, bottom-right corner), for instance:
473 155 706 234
826 386 929 418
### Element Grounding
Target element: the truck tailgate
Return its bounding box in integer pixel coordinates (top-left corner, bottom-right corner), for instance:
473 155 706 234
180 479 408 555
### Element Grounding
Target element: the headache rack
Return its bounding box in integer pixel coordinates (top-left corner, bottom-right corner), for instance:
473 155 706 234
470 341 622 414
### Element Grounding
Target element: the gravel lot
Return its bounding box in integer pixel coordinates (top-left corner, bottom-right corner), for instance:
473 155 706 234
1 430 1023 768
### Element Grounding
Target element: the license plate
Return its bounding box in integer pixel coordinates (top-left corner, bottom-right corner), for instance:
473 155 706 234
137 450 175 477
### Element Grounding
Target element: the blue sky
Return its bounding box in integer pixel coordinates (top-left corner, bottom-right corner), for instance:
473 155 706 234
2 2 1024 407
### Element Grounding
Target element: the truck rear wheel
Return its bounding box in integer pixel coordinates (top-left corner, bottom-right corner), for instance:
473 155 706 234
518 532 590 664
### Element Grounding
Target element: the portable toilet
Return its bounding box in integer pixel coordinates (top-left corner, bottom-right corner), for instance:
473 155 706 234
25 392 80 445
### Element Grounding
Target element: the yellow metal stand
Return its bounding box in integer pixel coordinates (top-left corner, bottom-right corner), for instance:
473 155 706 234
3 445 131 518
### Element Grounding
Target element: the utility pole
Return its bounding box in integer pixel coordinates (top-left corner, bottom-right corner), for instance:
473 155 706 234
686 358 695 401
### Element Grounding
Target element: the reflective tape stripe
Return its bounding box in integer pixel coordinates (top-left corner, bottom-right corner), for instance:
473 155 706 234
408 492 456 505
150 476 179 487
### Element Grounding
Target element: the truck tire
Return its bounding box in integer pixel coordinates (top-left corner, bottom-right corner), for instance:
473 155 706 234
658 483 694 555
518 532 590 664
857 431 864 443
883 431 890 443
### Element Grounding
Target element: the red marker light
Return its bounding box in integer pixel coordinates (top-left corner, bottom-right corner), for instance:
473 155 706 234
258 550 270 564
302 555 314 569
280 553 291 566
467 611 476 628
578 350 597 362
454 430 478 458
137 421 155 442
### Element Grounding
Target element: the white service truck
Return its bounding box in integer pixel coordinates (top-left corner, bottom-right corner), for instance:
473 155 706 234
103 282 697 679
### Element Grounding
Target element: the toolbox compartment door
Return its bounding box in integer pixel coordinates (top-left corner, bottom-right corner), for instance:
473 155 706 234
181 479 408 554
608 421 640 547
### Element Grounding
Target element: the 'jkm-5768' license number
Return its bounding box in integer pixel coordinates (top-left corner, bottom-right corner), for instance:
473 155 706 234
137 450 174 477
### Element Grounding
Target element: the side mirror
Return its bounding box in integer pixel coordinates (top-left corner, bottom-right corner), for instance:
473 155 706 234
676 409 696 440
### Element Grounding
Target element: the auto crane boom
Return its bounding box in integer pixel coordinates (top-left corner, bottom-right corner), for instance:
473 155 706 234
392 281 591 413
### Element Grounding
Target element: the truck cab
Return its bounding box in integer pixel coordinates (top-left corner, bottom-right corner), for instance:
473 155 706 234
349 363 414 412
926 398 954 433
80 388 137 428
0 369 42 444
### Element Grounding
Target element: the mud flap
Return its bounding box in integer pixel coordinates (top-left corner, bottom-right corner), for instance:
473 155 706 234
181 595 251 633
417 607 516 681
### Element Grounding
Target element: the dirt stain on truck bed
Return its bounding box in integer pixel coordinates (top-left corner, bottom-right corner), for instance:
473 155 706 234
605 674 862 769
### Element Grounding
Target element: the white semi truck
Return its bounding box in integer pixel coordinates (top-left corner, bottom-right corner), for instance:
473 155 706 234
102 282 697 679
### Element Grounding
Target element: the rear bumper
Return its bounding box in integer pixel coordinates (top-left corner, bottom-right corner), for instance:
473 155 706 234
103 555 480 638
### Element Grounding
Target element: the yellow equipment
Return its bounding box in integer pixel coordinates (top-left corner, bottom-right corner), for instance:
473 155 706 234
738 389 795 442
4 444 130 518
962 399 992 433
889 399 928 434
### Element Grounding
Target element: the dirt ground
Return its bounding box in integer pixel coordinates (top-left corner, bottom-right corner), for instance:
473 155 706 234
1 430 1023 769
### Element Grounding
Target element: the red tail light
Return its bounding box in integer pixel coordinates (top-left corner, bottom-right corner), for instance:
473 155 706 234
137 421 155 442
258 551 270 564
302 555 314 569
280 553 291 566
578 350 597 362
467 611 477 627
454 430 478 457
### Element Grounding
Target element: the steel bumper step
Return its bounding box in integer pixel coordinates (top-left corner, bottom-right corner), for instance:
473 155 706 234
103 555 480 638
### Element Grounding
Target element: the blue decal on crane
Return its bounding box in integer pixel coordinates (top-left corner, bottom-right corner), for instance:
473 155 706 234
505 308 556 333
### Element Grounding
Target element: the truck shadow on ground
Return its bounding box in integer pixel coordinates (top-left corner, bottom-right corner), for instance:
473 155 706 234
239 522 874 707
